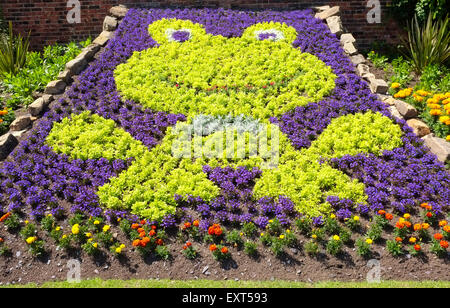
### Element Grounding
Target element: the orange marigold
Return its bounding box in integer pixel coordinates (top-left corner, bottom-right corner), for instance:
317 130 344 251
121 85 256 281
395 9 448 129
385 213 393 220
193 220 200 227
378 210 386 216
221 247 229 254
413 224 422 231
395 237 403 242
132 239 141 247
422 223 430 230
440 241 449 249
444 225 450 233
414 244 421 251
131 223 140 230
209 244 217 251
184 222 191 229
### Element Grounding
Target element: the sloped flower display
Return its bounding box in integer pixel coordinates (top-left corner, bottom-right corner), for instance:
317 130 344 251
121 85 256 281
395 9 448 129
0 8 449 266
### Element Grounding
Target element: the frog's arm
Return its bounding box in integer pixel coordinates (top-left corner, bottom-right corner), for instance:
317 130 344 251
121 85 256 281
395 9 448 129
253 111 404 217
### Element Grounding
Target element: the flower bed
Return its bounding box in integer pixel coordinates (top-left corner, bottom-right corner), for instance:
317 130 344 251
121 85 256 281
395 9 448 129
0 8 449 269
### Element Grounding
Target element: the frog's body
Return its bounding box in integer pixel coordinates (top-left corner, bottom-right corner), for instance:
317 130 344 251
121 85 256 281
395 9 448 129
46 19 404 221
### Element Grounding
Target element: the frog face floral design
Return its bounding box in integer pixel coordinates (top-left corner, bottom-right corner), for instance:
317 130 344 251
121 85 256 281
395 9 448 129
46 19 404 221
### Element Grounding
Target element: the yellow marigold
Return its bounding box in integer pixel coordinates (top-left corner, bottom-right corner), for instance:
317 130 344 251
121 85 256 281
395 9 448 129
71 224 80 235
120 244 125 249
260 232 265 237
391 82 401 89
85 232 92 238
403 213 410 219
279 235 285 239
26 236 37 244
430 109 442 116
366 238 373 245
286 229 291 233
447 136 450 142
330 214 336 219
440 116 450 123
446 120 450 126
332 235 340 241
25 220 29 225
93 220 100 225
442 98 450 105
312 234 317 239
353 215 360 221
92 242 98 248
0 109 8 116
409 237 417 244
416 90 429 96
427 103 441 109
55 226 61 231
103 225 111 232
415 96 424 102
62 235 67 239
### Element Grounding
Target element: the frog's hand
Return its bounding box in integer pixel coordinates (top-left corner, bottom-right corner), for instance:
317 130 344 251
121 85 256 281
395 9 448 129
253 111 404 216
46 112 218 221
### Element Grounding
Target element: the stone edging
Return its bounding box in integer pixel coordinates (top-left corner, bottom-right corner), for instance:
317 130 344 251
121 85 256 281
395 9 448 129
0 5 129 161
314 5 450 164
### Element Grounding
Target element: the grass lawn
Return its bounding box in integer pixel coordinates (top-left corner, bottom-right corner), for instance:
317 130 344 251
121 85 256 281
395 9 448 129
3 279 450 288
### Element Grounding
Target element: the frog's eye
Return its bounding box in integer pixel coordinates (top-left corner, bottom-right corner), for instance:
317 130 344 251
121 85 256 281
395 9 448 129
166 29 193 43
149 18 207 45
242 22 297 44
254 29 285 42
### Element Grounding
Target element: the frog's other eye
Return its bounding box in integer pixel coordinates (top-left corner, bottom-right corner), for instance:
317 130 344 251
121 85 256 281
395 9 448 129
254 29 285 42
166 29 193 43
242 22 297 44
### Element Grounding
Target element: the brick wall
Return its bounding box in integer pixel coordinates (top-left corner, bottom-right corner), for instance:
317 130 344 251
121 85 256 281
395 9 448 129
1 0 401 50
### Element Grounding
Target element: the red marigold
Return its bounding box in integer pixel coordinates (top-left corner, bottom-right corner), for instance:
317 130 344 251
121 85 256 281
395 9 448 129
426 212 433 218
414 244 421 251
149 230 156 237
156 239 163 246
209 244 217 251
140 220 146 225
0 212 11 222
183 245 187 250
221 247 229 254
193 220 199 227
186 241 192 247
0 238 3 243
440 241 449 249
208 227 215 235
151 225 157 230
434 233 444 240
385 213 393 220
139 232 146 238
137 228 145 234
184 222 191 229
215 228 223 236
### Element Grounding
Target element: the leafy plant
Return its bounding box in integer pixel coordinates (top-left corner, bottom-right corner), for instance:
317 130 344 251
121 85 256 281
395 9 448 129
402 13 450 73
355 238 373 257
367 50 389 69
0 22 30 77
243 241 258 257
386 239 405 257
304 240 319 256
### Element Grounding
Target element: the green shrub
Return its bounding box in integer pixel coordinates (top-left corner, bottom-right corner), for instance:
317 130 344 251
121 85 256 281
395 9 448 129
0 22 29 77
243 241 258 257
403 13 450 73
